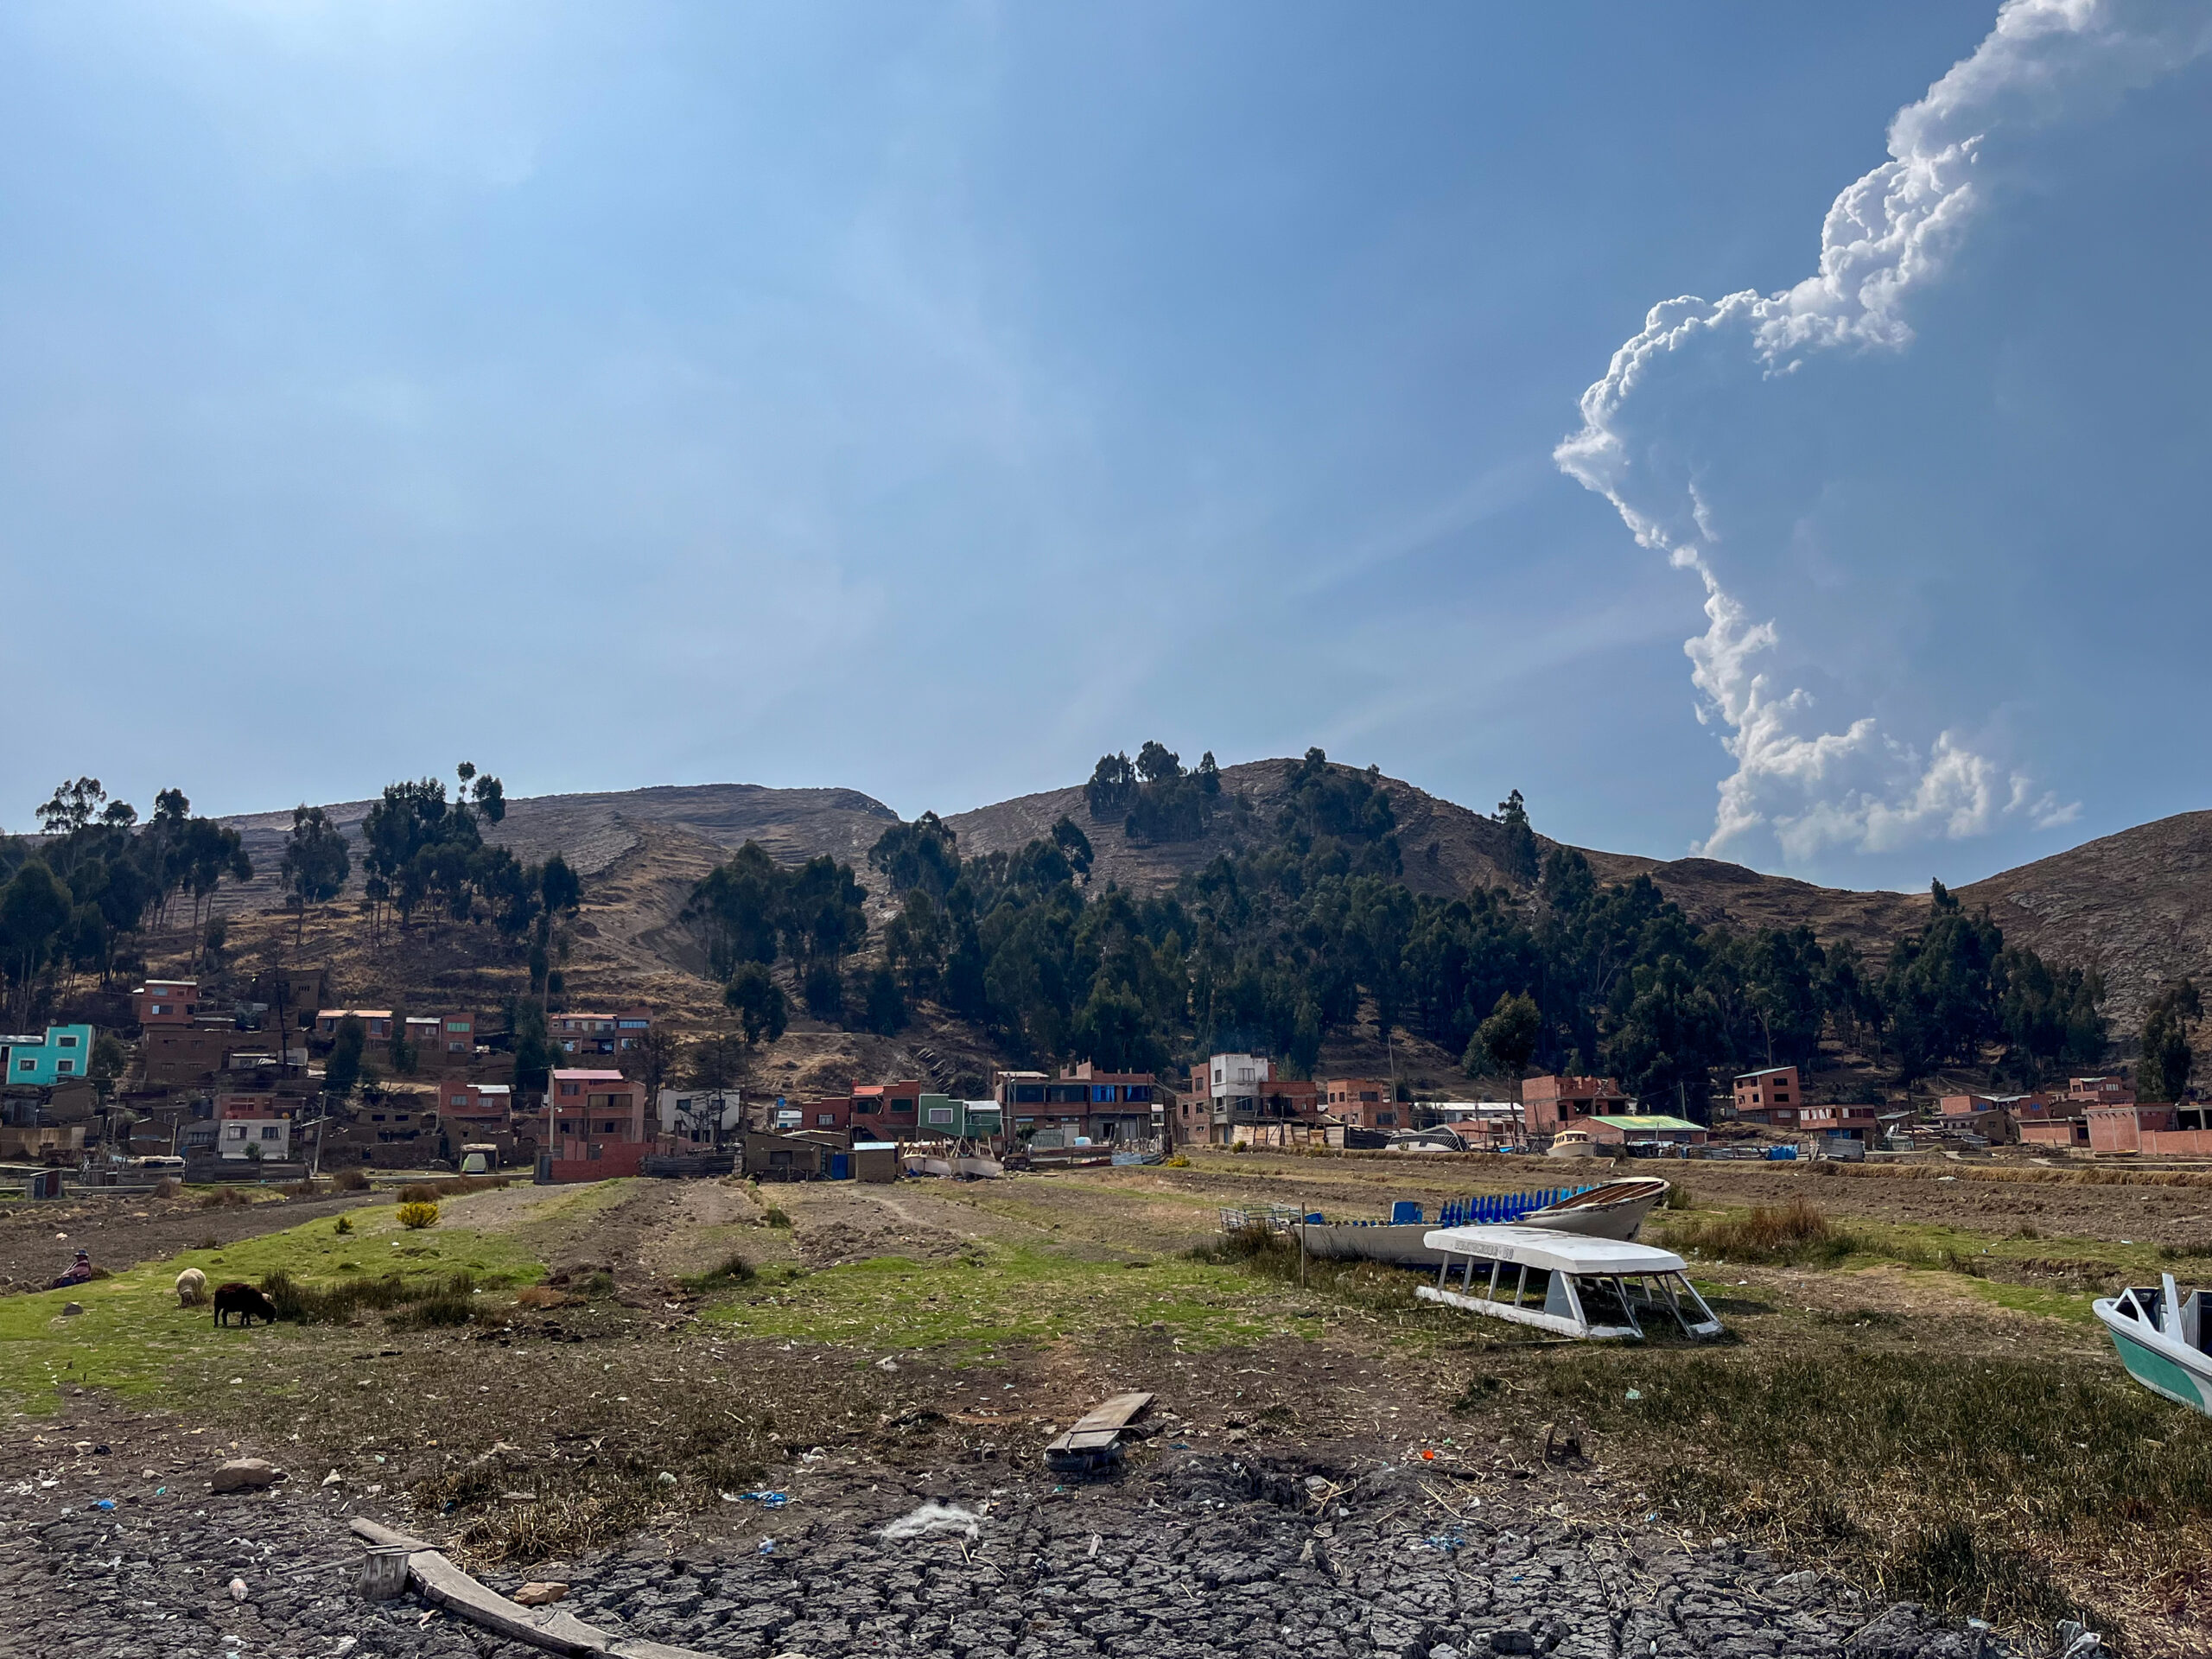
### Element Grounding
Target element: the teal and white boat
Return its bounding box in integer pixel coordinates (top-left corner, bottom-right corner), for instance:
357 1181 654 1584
2094 1274 2212 1414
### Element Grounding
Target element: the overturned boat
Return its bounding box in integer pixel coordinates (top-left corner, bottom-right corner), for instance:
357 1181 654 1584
2095 1273 2212 1414
1290 1177 1670 1269
1416 1225 1723 1340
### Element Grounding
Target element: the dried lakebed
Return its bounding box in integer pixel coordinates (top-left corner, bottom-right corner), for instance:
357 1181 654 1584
0 1414 2003 1659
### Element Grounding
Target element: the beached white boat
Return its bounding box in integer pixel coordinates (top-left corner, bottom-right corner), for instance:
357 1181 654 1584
953 1154 1004 1179
902 1154 955 1178
1547 1128 1601 1158
2095 1274 2212 1414
1290 1177 1670 1269
1416 1225 1723 1340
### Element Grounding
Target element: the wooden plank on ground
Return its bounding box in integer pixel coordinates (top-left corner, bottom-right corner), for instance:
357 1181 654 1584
1045 1391 1154 1468
1065 1391 1154 1433
349 1517 710 1659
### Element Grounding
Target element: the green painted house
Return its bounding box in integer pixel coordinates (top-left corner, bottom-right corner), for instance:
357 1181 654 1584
2 1024 96 1088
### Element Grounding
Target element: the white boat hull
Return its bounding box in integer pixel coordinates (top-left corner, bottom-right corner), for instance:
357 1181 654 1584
2095 1292 2212 1415
1293 1180 1667 1268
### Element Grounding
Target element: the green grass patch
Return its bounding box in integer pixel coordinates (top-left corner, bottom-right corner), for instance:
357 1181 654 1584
678 1251 756 1294
0 1204 545 1408
1953 1274 2102 1327
702 1239 1281 1357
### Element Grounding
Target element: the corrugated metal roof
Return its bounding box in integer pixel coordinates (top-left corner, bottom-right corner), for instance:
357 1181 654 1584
1590 1114 1702 1131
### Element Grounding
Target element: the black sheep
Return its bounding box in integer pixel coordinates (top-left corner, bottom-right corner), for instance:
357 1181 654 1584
212 1281 277 1327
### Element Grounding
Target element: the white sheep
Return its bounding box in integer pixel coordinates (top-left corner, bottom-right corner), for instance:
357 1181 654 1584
175 1267 207 1307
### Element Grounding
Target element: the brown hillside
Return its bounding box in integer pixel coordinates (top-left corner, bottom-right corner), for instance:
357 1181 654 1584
1956 811 2212 1032
213 782 899 917
204 765 2212 1038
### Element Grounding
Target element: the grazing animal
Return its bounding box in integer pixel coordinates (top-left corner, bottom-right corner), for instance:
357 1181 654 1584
175 1268 207 1307
212 1281 277 1327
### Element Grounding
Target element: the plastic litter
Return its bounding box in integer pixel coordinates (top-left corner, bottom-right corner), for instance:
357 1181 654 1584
728 1490 789 1508
1624 1389 1643 1401
93 1499 115 1510
880 1501 980 1541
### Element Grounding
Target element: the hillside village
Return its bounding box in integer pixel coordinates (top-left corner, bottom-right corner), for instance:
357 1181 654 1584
4 749 2207 1185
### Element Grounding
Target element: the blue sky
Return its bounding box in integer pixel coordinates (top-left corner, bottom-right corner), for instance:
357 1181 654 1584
3 1 2205 890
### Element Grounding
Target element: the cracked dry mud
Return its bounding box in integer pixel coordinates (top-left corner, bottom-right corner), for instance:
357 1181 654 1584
1 1411 1999 1659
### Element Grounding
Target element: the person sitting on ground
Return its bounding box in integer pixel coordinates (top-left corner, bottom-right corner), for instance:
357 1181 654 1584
52 1249 94 1289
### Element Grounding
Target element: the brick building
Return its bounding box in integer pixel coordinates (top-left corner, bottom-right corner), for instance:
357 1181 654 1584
1323 1079 1399 1129
850 1080 921 1137
549 1010 654 1058
1731 1066 1801 1126
134 980 200 1027
316 1009 394 1040
543 1069 650 1180
1522 1074 1631 1136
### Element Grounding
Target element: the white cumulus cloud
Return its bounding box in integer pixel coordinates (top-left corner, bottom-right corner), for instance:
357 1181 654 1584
1556 0 2209 864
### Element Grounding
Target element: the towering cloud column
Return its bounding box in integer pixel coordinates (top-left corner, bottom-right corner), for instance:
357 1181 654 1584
1556 0 2208 863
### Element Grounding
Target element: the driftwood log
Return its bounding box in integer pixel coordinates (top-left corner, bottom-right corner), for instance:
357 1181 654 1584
350 1517 710 1659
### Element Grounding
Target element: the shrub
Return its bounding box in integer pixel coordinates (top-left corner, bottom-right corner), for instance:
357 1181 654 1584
333 1167 371 1192
1661 1199 1855 1268
763 1206 792 1230
153 1178 181 1199
679 1252 755 1294
396 1201 440 1230
334 1215 353 1236
198 1187 247 1210
390 1294 474 1329
260 1268 476 1325
397 1175 509 1204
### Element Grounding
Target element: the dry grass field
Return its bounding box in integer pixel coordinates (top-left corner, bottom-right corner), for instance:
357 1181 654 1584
10 1149 2212 1651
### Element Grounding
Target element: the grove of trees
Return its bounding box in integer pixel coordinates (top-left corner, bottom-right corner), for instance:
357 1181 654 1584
718 747 2117 1117
2 779 251 1024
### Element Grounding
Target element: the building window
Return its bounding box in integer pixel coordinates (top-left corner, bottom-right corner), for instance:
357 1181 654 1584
57 1060 74 1074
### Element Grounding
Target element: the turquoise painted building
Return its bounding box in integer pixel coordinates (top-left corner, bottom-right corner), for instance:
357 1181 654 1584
2 1024 96 1087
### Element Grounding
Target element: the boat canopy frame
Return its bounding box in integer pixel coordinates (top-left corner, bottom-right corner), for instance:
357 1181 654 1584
1414 1224 1722 1341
